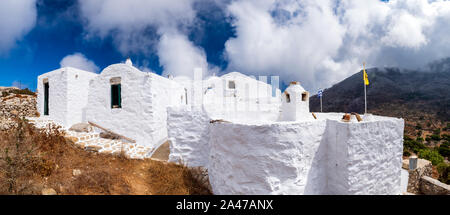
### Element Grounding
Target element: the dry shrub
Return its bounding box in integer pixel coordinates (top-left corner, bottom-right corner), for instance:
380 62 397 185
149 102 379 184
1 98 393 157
147 161 212 195
0 120 44 194
68 170 130 195
0 118 211 195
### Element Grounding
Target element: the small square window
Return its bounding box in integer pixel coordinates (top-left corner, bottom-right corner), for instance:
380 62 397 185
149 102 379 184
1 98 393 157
228 81 236 89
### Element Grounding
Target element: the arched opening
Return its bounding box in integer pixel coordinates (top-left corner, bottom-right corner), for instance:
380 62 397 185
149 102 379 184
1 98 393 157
302 92 308 101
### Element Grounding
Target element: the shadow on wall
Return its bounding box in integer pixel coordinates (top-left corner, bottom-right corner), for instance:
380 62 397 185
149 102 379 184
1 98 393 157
304 123 329 195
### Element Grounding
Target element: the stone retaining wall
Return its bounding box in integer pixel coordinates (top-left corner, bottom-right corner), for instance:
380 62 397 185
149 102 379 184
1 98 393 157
420 176 450 195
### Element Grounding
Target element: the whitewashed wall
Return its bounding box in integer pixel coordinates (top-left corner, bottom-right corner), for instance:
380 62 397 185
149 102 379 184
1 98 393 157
206 114 404 195
66 68 98 127
326 118 404 195
37 68 68 127
167 106 211 167
149 72 185 145
85 63 184 148
208 120 328 195
37 67 96 128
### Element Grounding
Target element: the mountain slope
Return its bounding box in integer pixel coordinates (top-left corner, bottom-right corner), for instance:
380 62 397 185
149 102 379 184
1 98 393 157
310 58 450 139
310 59 450 122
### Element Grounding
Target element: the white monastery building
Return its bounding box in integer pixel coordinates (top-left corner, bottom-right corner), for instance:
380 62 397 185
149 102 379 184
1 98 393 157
35 58 405 195
37 67 97 128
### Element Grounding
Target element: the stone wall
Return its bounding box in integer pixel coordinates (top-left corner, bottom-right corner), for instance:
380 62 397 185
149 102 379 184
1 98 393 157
420 176 450 195
0 88 37 131
402 158 433 194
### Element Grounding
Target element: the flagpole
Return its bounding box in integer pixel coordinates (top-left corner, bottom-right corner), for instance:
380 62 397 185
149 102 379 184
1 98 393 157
364 80 367 114
364 62 367 114
320 94 322 112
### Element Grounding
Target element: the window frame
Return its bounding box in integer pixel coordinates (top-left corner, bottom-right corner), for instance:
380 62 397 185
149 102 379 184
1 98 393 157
111 83 122 109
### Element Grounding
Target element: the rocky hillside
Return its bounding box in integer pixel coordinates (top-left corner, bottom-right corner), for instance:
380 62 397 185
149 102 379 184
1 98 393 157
309 58 450 184
310 58 450 120
0 87 38 130
310 58 450 137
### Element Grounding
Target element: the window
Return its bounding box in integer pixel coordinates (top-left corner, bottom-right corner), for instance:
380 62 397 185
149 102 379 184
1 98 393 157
302 92 308 101
44 81 49 115
111 84 121 109
285 92 291 103
185 88 188 105
228 81 236 89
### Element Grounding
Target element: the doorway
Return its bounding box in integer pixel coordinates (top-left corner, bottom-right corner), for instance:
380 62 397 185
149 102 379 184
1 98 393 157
44 82 49 115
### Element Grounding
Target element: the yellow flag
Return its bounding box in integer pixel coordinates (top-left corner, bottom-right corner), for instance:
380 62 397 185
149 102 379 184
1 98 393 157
363 63 369 85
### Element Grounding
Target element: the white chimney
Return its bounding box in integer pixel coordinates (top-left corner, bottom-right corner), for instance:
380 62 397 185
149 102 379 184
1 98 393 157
125 58 132 66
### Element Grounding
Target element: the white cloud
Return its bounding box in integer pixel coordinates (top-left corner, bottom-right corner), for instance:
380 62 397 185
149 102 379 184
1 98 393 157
0 0 37 54
223 0 450 91
224 0 346 90
77 0 450 91
78 0 196 55
158 30 209 78
59 53 100 73
78 0 211 77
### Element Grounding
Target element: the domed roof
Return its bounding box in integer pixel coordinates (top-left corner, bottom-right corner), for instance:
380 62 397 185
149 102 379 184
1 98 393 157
285 81 306 94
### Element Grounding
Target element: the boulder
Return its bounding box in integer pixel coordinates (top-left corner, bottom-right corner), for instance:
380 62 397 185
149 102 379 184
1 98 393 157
69 123 92 133
100 132 120 140
72 169 82 176
85 145 102 152
41 188 57 195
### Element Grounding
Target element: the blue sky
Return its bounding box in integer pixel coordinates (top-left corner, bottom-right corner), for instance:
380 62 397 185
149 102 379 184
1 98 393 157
1 0 449 92
0 0 235 90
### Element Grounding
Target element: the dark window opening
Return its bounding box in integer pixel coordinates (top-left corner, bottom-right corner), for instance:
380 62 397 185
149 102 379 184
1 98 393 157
111 84 122 109
44 82 49 115
302 92 308 101
228 81 236 89
285 93 291 103
185 88 188 105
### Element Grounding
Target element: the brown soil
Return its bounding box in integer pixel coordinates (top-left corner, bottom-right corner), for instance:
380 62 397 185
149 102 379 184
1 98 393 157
0 119 211 195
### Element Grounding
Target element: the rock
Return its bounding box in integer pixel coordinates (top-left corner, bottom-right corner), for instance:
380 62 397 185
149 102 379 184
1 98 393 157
85 145 102 152
41 188 57 195
69 123 92 133
72 169 82 176
342 113 351 122
10 110 18 116
100 132 120 140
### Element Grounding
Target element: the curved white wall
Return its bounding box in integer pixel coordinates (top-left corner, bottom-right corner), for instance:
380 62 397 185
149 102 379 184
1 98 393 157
208 121 328 195
206 115 404 195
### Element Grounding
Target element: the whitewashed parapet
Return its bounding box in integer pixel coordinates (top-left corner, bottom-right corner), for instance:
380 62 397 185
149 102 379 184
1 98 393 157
167 106 211 167
208 120 328 195
207 116 404 195
326 119 404 194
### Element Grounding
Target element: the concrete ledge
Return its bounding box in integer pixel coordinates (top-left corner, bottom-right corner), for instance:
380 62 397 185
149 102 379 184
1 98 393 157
420 176 450 195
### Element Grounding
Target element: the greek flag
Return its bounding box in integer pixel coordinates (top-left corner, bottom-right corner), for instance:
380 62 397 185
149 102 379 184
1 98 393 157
318 89 323 98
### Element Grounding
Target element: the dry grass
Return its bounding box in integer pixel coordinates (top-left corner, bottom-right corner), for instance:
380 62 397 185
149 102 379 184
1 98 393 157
147 161 211 195
0 119 211 195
